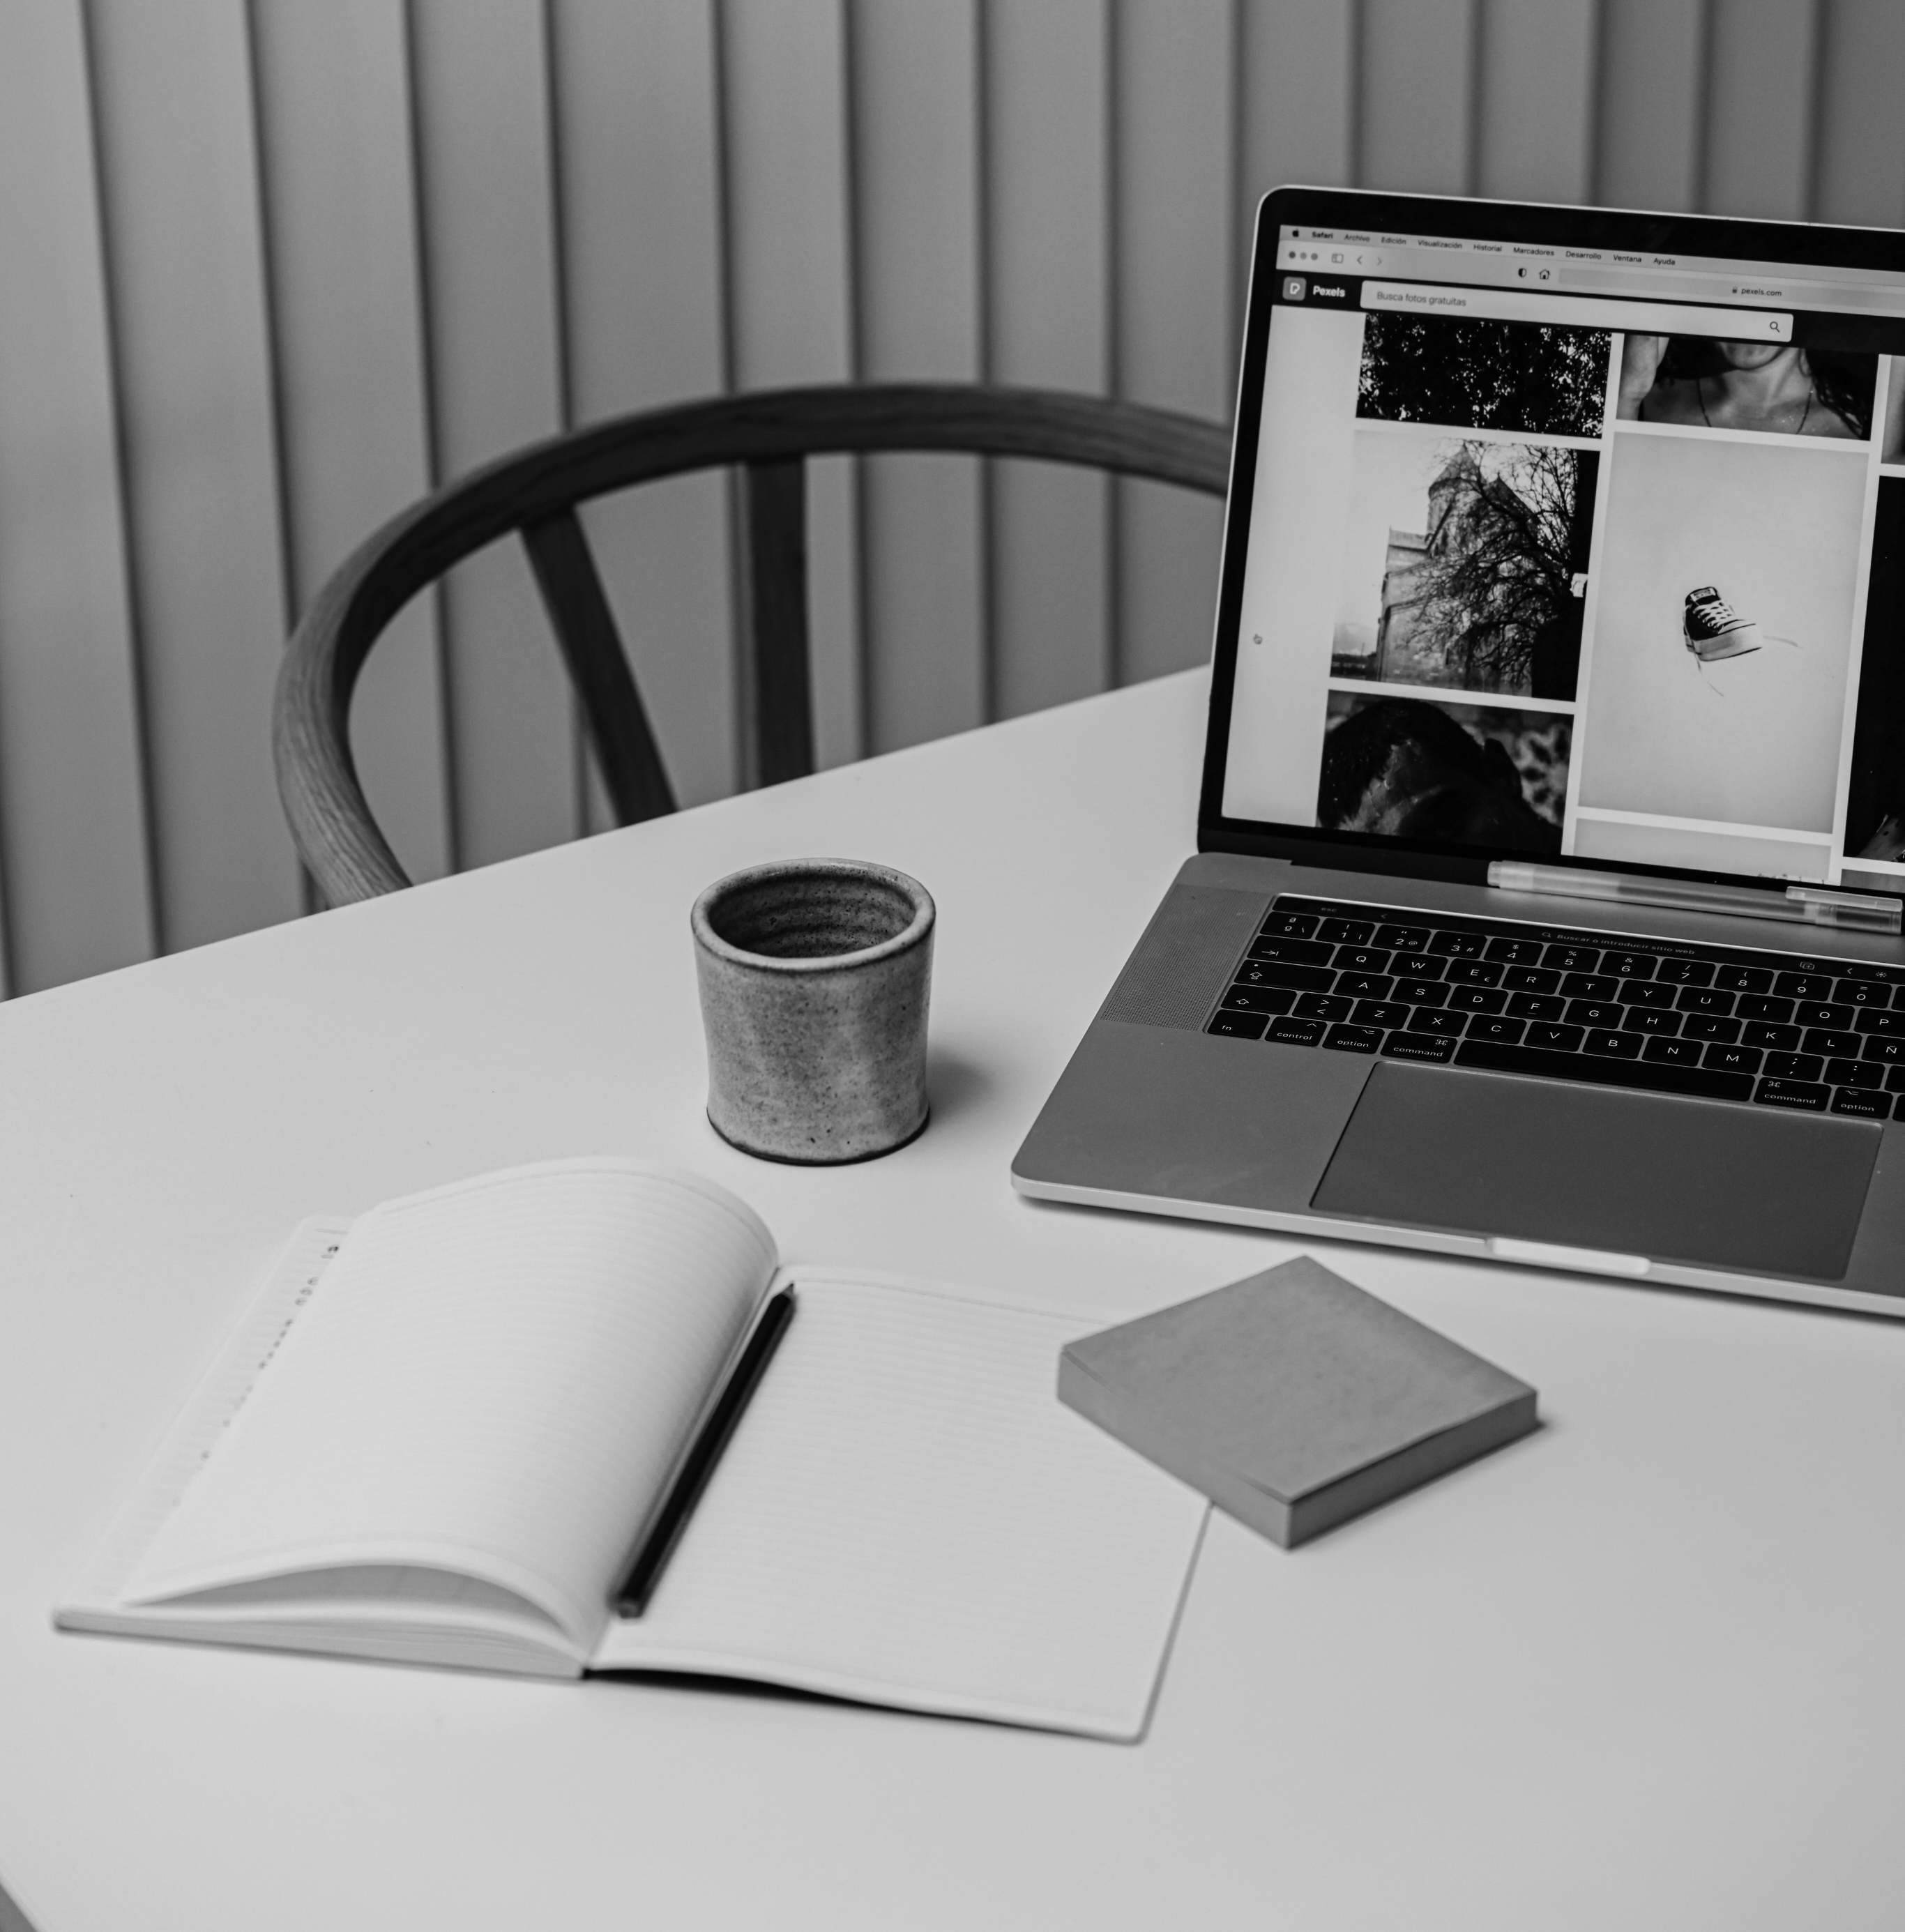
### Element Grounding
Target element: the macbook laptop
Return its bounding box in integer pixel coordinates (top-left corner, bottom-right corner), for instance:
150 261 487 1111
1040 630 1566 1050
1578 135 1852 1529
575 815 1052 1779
1014 186 1905 1318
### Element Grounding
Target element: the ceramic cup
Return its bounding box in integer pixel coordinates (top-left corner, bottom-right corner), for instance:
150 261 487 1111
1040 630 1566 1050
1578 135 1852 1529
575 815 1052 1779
691 858 935 1164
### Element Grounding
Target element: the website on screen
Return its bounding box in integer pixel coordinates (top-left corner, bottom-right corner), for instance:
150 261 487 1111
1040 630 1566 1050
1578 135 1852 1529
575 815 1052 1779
1222 223 1905 892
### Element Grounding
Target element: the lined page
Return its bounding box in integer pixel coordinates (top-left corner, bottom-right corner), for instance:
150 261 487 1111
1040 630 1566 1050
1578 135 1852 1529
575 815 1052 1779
593 1272 1208 1740
123 1160 776 1646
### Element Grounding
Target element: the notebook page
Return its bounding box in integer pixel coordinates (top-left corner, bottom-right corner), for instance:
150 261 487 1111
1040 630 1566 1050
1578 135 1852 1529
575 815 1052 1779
123 1160 776 1648
592 1272 1209 1740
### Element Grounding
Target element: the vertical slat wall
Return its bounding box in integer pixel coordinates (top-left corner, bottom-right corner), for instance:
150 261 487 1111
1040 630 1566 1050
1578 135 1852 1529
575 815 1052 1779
3 0 1904 993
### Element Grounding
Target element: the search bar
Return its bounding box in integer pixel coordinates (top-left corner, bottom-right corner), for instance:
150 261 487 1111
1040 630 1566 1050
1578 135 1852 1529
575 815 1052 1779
1360 281 1792 341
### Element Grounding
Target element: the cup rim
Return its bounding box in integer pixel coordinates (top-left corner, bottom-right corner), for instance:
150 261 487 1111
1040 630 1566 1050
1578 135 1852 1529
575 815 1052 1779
691 858 935 974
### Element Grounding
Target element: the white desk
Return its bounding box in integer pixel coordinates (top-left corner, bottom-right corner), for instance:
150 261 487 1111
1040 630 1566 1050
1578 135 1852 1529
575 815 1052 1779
4 669 1904 1931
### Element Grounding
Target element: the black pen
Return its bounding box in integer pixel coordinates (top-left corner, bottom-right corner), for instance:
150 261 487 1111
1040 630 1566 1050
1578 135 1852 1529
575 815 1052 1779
612 1285 797 1618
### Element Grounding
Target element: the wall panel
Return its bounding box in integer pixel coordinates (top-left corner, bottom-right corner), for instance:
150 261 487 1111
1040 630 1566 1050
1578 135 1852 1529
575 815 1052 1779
86 0 300 955
554 0 735 819
1358 0 1475 196
249 0 453 883
982 0 1114 722
411 0 577 872
1814 0 1905 229
851 0 987 753
1473 0 1596 204
1111 0 1233 687
1594 0 1708 213
1703 0 1821 222
0 0 153 994
720 0 863 775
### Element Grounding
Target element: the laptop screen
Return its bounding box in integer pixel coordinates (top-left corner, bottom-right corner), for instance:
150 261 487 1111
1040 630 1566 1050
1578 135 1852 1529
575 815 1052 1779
1206 190 1905 898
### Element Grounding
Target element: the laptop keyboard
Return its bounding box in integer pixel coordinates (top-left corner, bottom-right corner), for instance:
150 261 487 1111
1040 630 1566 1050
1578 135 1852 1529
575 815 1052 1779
1205 893 1905 1121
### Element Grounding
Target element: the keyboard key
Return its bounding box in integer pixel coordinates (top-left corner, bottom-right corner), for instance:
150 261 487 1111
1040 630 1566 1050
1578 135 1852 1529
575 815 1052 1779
1618 982 1678 1010
1754 1077 1828 1112
1315 918 1374 945
1888 1065 1905 1094
1675 987 1734 1016
1542 944 1601 972
1248 935 1335 967
1392 978 1448 1006
1826 1057 1883 1090
1622 1008 1682 1035
1855 1010 1905 1037
1373 924 1432 952
1713 966 1774 994
1334 972 1395 1001
1208 1010 1268 1039
1734 994 1795 1023
1560 973 1620 1001
1566 999 1625 1028
1381 1031 1455 1064
1351 1001 1413 1029
1222 984 1298 1014
1499 966 1561 994
1504 992 1568 1021
1406 1008 1467 1038
1763 1051 1824 1081
1600 951 1657 979
1444 987 1508 1015
1774 972 1834 1001
1680 1015 1741 1044
1234 959 1336 995
1834 979 1892 1008
1333 945 1391 973
1426 930 1487 958
1740 1021 1802 1051
1484 938 1545 966
1793 1001 1854 1030
1641 1037 1703 1067
1323 1023 1383 1054
1457 1037 1753 1101
1443 961 1504 986
1803 1029 1862 1058
1466 1016 1526 1045
1864 1037 1905 1065
1654 959 1715 987
1261 911 1319 938
1267 1015 1326 1046
1293 992 1354 1023
1388 952 1439 978
1832 1087 1891 1119
1524 1022 1584 1052
1583 1029 1644 1059
1703 1044 1762 1075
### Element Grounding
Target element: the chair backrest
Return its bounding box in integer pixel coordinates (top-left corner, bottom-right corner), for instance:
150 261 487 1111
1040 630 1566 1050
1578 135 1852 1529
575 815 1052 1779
274 381 1231 906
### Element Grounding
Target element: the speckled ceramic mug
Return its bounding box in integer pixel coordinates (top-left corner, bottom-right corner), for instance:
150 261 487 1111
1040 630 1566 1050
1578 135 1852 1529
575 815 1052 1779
691 859 935 1164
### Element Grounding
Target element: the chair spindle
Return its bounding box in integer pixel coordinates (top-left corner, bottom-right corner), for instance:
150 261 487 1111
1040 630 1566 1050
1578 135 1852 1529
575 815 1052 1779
738 457 815 789
522 507 676 825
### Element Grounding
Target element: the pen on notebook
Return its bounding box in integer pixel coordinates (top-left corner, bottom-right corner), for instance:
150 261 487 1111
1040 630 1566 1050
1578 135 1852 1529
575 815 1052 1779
612 1284 797 1618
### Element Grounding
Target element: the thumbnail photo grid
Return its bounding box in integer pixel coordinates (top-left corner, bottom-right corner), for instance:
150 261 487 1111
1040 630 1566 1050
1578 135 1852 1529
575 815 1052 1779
1312 305 1885 868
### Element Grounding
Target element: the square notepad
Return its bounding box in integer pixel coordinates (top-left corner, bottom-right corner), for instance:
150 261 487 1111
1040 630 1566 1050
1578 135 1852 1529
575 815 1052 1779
1058 1256 1538 1548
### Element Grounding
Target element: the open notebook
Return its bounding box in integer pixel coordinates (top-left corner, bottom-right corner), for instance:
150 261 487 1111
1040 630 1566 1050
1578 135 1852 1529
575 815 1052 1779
57 1159 1207 1740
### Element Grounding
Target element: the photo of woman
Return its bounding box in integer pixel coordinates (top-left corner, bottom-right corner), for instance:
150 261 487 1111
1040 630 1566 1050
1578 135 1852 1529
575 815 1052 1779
1616 335 1874 440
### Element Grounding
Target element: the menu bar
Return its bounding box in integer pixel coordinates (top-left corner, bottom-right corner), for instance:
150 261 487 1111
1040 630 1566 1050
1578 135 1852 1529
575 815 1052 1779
1277 225 1905 318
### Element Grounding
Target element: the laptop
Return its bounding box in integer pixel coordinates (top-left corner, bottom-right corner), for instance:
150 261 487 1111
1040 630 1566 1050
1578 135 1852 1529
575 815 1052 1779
1014 185 1905 1319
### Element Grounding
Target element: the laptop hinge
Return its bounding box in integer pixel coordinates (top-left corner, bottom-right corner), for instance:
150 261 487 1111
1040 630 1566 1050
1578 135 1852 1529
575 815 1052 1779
1487 861 1904 936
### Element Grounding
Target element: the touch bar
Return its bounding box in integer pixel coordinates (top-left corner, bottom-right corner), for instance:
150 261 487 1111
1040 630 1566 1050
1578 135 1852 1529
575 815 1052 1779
1455 1040 1755 1102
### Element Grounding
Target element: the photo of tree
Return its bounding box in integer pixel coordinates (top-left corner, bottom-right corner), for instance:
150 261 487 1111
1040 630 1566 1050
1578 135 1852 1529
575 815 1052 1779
1359 313 1610 438
1333 431 1599 700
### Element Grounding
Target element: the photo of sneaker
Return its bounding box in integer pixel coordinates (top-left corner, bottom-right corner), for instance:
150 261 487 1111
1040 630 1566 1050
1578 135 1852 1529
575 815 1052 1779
1682 585 1763 660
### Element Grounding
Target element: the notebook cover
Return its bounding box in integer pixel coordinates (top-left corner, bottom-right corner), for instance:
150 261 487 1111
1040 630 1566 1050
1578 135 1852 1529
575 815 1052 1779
1057 1256 1537 1547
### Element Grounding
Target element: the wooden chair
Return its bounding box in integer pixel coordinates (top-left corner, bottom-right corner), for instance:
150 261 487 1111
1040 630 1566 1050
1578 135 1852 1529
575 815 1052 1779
273 382 1231 906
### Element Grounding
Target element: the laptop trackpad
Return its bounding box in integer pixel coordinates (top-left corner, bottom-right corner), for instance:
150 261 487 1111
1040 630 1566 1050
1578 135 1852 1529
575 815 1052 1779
1312 1063 1880 1280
